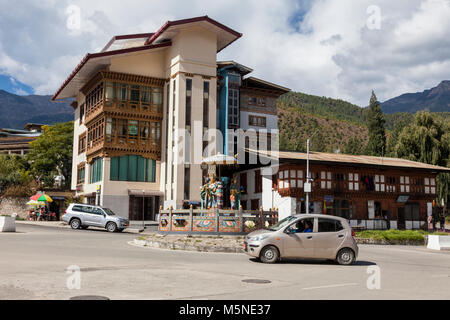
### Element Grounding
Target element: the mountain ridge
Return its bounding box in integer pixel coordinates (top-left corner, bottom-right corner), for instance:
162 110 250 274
381 80 450 114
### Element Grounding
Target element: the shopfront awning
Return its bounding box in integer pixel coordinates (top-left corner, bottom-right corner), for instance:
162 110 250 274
128 189 164 197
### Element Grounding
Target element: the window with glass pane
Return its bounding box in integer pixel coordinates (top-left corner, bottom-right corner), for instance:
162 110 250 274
118 84 128 101
130 85 140 102
89 158 103 184
186 79 192 127
105 82 115 103
228 88 239 126
128 120 138 138
203 82 209 128
110 155 156 182
141 86 151 110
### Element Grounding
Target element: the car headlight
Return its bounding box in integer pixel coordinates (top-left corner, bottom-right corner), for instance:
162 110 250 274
248 234 270 241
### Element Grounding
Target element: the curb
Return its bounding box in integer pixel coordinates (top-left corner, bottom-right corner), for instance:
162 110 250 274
133 238 244 253
356 238 425 246
16 221 143 234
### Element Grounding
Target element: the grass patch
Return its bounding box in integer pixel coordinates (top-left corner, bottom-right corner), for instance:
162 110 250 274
137 236 146 241
355 230 426 242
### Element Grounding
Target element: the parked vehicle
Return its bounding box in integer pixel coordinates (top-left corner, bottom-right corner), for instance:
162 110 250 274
62 203 129 233
244 214 358 265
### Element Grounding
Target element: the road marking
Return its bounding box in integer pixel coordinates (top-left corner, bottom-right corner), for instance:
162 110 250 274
301 283 358 290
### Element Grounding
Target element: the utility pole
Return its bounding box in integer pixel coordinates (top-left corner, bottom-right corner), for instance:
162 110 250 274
306 139 310 214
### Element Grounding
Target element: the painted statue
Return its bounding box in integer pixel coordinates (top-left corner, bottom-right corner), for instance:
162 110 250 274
230 176 241 210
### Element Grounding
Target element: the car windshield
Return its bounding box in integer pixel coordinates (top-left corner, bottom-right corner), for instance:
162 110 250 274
268 216 298 231
102 208 116 216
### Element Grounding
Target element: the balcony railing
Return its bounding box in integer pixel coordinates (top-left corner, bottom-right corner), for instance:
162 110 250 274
85 99 163 124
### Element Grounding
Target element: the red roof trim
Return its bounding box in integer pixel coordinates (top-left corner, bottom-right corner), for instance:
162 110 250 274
145 15 242 49
52 41 171 101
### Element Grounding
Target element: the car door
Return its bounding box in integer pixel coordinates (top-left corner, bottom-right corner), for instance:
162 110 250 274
281 218 315 258
314 218 346 259
90 207 106 227
80 206 94 225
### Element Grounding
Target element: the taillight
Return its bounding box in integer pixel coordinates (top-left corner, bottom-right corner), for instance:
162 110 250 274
351 229 355 237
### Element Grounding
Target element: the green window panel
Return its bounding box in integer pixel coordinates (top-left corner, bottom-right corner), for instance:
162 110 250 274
137 156 146 182
119 156 128 181
90 158 103 184
110 157 119 181
110 155 155 182
128 155 138 182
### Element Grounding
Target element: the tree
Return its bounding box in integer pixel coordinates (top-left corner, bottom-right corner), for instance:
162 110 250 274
343 136 364 155
26 121 74 189
365 91 386 156
393 112 450 206
0 154 31 193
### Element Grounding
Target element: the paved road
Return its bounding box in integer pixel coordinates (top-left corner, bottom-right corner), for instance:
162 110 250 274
1 224 450 300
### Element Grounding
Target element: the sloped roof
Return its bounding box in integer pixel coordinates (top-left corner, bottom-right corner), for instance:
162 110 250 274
52 16 242 101
52 42 171 100
242 77 290 94
145 15 242 52
250 149 450 173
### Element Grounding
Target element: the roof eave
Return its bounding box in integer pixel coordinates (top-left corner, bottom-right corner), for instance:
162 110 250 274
52 42 172 101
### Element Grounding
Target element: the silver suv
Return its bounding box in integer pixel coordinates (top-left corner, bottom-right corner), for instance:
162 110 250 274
62 203 129 233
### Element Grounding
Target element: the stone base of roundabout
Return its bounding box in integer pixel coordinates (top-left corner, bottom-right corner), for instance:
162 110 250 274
133 233 246 253
131 233 427 254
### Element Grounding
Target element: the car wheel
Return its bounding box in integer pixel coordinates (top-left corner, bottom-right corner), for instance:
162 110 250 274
106 222 117 233
336 248 355 265
260 245 279 264
70 219 81 230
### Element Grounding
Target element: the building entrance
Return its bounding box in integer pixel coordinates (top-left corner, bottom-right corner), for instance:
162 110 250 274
129 196 160 221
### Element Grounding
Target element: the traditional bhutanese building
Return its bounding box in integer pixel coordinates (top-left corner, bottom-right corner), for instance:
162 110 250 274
52 16 289 222
239 150 450 230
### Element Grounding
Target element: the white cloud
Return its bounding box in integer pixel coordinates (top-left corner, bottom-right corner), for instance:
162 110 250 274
0 0 449 105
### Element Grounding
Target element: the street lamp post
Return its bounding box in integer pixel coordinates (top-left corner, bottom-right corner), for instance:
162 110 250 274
305 130 319 215
142 190 145 230
306 139 310 214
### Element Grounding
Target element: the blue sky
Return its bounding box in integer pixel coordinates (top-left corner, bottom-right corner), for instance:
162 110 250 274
0 74 34 95
0 0 449 106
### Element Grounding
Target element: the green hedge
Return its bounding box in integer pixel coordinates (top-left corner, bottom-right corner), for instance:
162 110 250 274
356 230 430 242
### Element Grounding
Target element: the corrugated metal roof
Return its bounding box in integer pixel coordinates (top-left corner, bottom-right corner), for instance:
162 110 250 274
249 149 450 172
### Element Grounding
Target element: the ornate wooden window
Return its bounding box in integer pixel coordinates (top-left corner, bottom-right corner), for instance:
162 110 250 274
77 164 85 185
248 115 266 127
321 171 332 189
386 176 397 192
248 96 265 106
87 117 105 148
400 176 410 193
375 174 385 192
78 133 86 154
348 173 359 191
424 177 436 194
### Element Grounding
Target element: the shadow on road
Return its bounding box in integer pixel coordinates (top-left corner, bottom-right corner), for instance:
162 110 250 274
248 257 376 266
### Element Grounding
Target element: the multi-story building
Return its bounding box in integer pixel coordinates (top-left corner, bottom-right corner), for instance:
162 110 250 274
240 150 450 230
0 123 44 156
52 16 289 221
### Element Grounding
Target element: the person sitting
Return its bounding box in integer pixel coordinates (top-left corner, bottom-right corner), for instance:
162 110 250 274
303 221 313 233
